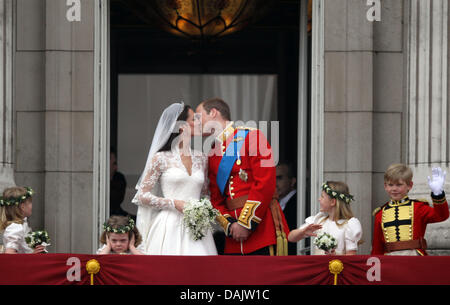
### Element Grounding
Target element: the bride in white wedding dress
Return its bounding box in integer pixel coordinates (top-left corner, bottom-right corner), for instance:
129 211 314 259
132 102 217 255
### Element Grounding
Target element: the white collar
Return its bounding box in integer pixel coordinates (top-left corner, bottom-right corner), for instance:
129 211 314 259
279 190 296 210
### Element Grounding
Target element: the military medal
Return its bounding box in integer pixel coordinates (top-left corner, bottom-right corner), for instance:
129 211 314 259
239 169 248 182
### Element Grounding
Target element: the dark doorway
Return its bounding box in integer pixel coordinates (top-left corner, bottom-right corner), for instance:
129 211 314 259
110 0 302 164
109 0 311 254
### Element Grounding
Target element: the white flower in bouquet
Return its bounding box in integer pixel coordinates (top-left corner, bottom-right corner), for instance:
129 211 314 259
25 230 51 251
183 198 219 241
314 232 337 253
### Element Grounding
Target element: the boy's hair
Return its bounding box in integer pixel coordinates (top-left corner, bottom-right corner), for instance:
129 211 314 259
100 215 142 247
384 163 413 184
0 187 28 231
200 98 231 121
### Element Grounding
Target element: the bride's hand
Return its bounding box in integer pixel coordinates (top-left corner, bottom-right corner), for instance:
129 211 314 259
174 200 186 213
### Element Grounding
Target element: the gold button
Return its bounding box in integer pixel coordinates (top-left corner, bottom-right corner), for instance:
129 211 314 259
230 187 234 190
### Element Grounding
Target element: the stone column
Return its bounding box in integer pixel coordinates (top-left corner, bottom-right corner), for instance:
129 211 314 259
406 0 449 254
407 0 448 191
0 0 15 193
14 0 46 235
43 0 95 253
320 0 375 255
14 0 96 253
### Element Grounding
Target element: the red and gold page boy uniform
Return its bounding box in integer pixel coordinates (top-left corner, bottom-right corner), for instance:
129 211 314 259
208 123 289 255
372 168 449 256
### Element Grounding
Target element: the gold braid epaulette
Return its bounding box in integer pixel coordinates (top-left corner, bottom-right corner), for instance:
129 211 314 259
372 202 389 216
236 126 257 131
372 207 381 216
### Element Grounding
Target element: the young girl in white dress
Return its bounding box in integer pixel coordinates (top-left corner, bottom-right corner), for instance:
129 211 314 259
132 103 217 255
288 181 362 255
1 186 46 254
97 216 145 255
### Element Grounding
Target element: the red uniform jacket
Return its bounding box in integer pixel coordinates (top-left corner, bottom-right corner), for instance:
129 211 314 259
208 125 289 254
371 192 449 255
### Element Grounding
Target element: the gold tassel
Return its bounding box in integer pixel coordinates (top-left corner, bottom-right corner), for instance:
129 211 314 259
329 259 344 285
86 259 100 285
281 231 288 256
276 230 283 256
269 245 275 256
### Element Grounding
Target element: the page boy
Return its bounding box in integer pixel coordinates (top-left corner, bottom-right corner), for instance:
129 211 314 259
371 164 449 256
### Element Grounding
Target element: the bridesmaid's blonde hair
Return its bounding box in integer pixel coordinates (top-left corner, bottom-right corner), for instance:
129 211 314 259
321 181 355 226
0 187 29 231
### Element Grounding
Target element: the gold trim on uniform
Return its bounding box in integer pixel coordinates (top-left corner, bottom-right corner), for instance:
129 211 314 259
372 206 381 216
381 200 413 243
432 196 447 204
216 122 236 143
238 200 261 229
236 126 257 131
216 214 231 235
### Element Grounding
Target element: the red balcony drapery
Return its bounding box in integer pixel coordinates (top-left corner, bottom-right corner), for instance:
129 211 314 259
1 254 449 285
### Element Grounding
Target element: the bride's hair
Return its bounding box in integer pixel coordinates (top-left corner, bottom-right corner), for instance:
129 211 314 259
158 104 192 152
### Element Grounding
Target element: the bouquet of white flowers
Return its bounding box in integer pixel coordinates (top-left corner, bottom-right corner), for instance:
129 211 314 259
183 198 219 241
25 230 50 252
314 232 337 254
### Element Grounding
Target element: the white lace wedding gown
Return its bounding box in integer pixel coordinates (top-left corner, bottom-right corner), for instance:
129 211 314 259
133 149 218 255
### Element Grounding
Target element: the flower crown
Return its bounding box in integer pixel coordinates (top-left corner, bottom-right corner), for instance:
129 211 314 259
322 182 354 204
0 187 34 207
103 218 135 234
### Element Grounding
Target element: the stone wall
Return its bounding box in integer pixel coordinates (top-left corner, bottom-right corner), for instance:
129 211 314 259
14 0 95 253
320 0 449 255
321 0 403 255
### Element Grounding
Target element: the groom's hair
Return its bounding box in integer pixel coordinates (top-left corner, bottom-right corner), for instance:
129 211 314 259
201 98 231 121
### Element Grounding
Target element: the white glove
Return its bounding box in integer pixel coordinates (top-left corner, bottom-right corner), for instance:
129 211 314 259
427 167 446 196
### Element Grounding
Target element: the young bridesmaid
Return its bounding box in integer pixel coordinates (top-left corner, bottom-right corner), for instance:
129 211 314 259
97 215 146 255
288 181 362 255
1 186 46 254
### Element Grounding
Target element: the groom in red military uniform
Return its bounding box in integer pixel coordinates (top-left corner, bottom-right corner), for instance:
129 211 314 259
195 98 289 255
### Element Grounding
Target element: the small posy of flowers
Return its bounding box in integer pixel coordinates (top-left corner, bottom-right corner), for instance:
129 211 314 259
314 232 337 253
183 198 219 241
25 230 50 251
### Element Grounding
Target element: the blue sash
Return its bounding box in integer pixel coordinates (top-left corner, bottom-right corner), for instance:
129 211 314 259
216 129 249 195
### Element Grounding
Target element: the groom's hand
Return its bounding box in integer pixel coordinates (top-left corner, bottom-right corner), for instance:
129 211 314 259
230 222 251 242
